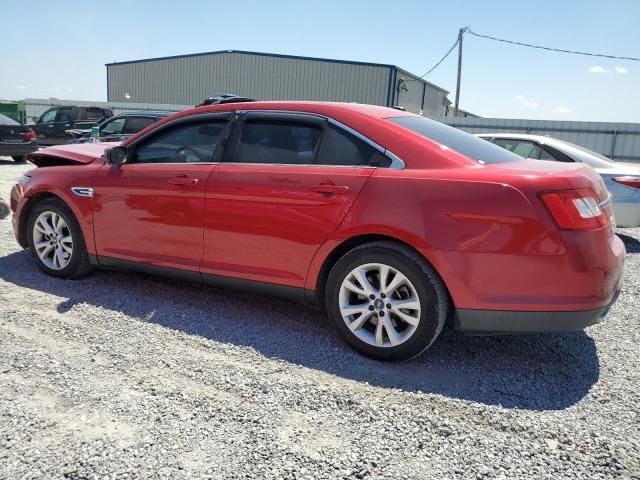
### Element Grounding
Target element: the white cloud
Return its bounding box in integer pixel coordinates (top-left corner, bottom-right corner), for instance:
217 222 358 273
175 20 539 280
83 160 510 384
514 95 538 108
615 66 628 74
589 66 609 73
16 85 27 90
553 106 572 114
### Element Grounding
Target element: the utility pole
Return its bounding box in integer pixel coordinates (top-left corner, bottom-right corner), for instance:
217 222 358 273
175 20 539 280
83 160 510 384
454 27 465 117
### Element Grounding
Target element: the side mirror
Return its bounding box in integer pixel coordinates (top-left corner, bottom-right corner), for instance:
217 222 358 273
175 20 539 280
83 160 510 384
32 116 39 123
106 146 129 165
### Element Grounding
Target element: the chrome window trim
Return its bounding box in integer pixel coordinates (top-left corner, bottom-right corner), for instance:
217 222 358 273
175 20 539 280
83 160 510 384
220 162 376 169
118 162 220 166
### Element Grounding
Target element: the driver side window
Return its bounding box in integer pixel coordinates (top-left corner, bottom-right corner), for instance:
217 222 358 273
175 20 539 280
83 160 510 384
131 121 225 164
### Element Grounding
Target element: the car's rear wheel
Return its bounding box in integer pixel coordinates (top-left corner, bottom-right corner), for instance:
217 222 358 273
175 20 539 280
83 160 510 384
12 156 26 163
27 198 93 278
325 241 448 361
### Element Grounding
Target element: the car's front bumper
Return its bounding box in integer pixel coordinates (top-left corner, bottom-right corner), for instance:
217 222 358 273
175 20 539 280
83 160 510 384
0 140 38 157
455 289 621 334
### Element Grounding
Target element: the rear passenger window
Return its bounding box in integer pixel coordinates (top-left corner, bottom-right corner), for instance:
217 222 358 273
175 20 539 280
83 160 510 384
494 139 546 160
316 126 390 167
233 122 322 164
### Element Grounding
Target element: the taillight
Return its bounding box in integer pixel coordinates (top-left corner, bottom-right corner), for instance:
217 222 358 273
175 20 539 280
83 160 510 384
22 129 36 141
540 188 607 231
613 176 640 189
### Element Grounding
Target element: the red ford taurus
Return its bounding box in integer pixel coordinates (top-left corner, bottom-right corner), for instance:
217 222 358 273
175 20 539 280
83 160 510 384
10 102 625 360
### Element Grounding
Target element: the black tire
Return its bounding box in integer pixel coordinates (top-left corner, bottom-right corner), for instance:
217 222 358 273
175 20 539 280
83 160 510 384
325 241 448 361
27 198 93 279
0 199 9 220
12 156 26 163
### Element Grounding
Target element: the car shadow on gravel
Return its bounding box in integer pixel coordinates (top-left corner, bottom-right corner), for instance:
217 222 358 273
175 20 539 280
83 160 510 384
0 249 600 411
618 233 640 253
0 158 24 166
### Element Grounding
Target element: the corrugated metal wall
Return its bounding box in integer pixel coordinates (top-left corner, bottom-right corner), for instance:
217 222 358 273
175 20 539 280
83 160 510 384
24 98 190 120
432 116 640 163
107 52 391 106
394 69 447 117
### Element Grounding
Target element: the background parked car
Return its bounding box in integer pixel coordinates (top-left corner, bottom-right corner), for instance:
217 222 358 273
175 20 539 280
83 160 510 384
66 111 175 144
0 113 37 163
477 133 640 228
30 105 113 146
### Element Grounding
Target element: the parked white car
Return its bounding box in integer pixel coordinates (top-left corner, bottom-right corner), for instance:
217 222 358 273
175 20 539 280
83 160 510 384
476 133 640 227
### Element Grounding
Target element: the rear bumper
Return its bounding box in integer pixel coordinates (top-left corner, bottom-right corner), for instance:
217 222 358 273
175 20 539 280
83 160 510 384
0 141 38 157
455 289 621 334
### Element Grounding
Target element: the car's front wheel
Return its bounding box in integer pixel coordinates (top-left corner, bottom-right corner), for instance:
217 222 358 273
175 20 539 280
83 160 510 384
27 198 93 278
325 241 448 361
12 156 26 163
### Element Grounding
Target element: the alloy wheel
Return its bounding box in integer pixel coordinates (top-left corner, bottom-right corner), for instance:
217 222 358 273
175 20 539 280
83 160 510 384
339 262 421 348
32 211 73 270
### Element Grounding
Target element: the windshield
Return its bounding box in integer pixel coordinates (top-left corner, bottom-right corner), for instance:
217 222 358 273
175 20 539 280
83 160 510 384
388 116 522 164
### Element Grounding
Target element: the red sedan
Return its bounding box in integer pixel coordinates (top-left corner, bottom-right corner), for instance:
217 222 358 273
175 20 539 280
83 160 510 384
10 102 625 360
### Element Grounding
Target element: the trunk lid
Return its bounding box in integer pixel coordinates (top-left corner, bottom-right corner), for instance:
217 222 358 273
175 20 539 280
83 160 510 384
0 124 31 142
489 158 610 199
486 158 615 231
28 142 117 167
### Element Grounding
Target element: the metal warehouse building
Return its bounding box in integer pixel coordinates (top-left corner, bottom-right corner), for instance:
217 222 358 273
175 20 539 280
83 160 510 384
106 50 449 116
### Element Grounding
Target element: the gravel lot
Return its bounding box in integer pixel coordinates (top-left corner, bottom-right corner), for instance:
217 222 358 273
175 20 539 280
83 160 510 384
0 158 639 480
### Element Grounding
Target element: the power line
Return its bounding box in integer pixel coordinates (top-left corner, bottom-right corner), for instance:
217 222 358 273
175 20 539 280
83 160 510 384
466 28 640 62
408 37 460 80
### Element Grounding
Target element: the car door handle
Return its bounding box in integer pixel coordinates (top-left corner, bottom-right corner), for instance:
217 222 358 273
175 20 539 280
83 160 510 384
310 184 350 195
168 175 199 186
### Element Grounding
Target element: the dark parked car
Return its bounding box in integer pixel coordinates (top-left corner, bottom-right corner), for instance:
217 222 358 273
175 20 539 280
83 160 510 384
31 106 113 146
0 113 37 162
66 111 175 144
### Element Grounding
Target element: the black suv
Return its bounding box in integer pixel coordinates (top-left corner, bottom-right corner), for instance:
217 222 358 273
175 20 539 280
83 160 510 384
31 105 113 146
66 111 175 144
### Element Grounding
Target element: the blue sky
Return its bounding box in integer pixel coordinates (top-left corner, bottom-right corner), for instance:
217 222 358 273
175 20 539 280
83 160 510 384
1 0 638 121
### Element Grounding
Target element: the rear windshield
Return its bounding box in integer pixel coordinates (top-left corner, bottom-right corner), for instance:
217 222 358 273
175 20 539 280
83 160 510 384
388 116 522 164
551 138 615 167
0 113 20 126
